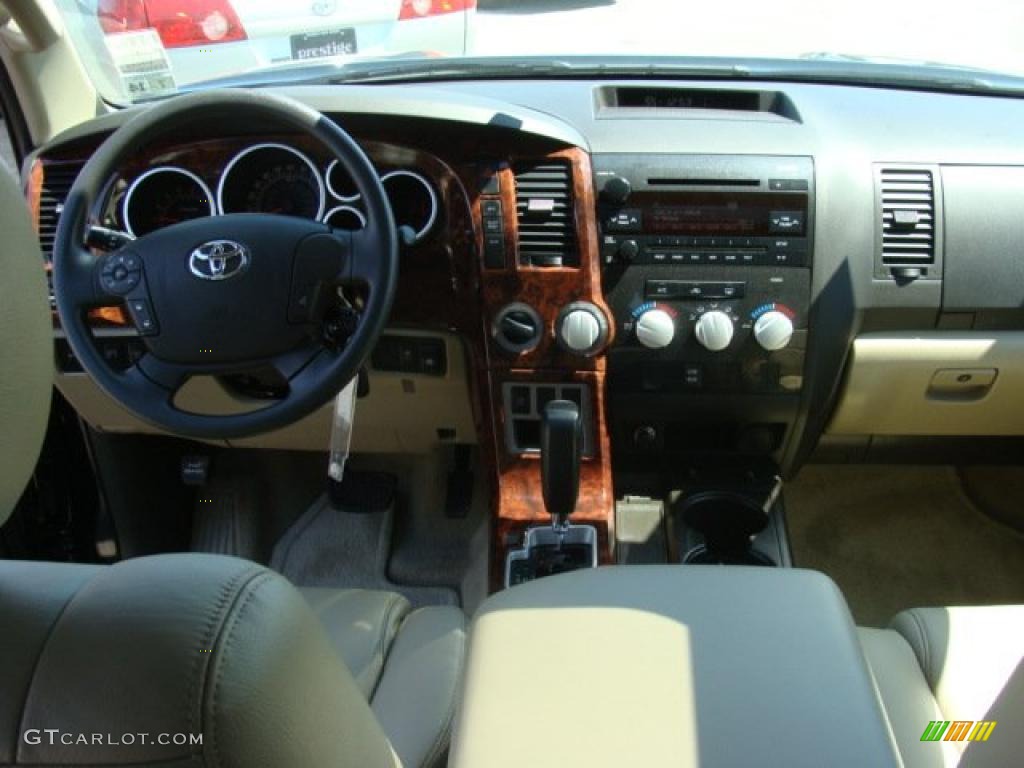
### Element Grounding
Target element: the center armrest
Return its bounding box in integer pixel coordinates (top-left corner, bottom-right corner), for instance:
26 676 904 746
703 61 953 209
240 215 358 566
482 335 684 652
450 566 899 768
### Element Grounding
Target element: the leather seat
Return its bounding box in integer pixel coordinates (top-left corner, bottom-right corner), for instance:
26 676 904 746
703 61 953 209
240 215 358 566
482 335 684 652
301 587 466 767
0 554 415 767
0 164 466 766
859 606 1023 768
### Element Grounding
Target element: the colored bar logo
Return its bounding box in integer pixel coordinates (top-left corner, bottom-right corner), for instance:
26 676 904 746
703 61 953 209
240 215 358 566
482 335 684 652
920 720 997 742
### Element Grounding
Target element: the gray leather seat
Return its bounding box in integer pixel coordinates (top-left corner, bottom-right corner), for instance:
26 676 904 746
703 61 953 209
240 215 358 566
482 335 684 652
0 166 465 767
301 587 467 767
860 606 1023 768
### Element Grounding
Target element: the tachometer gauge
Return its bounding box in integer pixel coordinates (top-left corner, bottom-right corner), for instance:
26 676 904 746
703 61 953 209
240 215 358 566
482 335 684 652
218 143 325 220
122 167 215 236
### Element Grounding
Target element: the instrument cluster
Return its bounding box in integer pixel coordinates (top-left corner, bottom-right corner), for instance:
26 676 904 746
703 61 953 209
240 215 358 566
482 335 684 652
117 142 440 243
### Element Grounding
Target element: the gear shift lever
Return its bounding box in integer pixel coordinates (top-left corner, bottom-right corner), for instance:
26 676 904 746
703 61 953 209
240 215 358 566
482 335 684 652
505 397 596 586
541 400 582 537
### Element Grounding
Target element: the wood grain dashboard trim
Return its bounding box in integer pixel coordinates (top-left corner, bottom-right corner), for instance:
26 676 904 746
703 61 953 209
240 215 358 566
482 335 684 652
469 147 616 590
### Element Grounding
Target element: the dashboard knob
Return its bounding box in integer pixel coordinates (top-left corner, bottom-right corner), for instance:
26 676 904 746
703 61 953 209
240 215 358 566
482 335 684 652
617 238 640 261
694 310 734 352
561 310 599 353
602 175 632 204
556 302 608 356
635 308 675 349
753 310 794 351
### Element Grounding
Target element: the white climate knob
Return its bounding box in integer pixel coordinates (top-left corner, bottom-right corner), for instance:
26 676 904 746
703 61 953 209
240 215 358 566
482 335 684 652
753 310 794 351
556 303 608 356
635 308 675 349
695 310 734 352
561 309 601 353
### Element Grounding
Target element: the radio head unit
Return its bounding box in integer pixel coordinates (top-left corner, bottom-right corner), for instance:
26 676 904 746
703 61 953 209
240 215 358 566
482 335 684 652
594 154 815 464
596 155 813 268
633 191 805 237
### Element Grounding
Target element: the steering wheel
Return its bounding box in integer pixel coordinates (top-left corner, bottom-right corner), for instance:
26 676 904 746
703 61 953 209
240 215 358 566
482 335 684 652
53 90 397 440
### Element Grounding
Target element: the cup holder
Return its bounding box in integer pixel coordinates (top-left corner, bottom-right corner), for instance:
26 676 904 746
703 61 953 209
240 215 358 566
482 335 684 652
682 544 776 566
678 490 775 567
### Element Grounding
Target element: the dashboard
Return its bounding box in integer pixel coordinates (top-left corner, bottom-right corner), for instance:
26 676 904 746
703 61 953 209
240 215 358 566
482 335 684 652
25 77 1024 582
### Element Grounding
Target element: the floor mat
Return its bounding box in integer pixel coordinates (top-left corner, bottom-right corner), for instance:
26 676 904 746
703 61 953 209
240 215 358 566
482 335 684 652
373 451 490 614
270 492 458 608
786 465 1024 627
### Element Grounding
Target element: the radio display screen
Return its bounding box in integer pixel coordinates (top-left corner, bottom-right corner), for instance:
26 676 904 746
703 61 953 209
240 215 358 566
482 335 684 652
635 192 806 236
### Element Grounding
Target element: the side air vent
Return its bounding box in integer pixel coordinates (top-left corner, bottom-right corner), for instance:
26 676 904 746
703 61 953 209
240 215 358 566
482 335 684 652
513 160 577 267
492 303 543 354
38 160 85 260
878 166 937 280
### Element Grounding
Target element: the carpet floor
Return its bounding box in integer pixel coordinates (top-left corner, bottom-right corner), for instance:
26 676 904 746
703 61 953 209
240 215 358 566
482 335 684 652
785 465 1024 627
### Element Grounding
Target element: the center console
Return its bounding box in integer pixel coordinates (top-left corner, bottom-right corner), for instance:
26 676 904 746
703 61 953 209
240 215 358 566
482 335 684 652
451 567 899 768
596 155 814 467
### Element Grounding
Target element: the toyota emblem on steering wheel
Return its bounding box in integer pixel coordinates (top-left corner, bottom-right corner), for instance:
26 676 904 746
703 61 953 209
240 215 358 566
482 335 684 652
189 240 250 281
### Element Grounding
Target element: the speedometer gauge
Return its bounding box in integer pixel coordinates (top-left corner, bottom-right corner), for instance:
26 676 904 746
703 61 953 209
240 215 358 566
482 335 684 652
245 164 320 218
122 167 215 236
217 143 325 220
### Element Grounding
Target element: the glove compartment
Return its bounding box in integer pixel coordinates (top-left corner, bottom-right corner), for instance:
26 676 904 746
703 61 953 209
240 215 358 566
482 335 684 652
828 332 1024 435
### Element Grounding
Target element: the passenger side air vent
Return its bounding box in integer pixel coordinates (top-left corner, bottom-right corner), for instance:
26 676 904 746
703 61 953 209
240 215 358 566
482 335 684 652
877 166 938 280
38 160 85 260
513 160 577 267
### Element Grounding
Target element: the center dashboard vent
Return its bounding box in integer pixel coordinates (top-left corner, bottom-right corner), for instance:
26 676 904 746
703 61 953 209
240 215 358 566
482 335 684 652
877 166 939 280
513 160 577 267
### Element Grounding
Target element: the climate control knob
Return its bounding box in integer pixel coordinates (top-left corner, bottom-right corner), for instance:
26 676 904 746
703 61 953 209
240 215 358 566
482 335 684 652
635 308 675 349
753 310 794 351
557 302 609 357
694 310 734 352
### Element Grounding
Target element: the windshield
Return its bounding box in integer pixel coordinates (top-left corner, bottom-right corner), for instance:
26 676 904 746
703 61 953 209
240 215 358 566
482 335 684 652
53 0 1024 104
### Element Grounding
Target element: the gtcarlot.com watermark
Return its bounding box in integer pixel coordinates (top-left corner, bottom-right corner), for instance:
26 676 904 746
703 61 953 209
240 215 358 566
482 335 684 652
23 729 202 747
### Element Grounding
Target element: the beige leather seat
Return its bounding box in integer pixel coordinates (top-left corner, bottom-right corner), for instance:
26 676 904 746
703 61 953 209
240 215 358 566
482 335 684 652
0 165 465 767
860 606 1023 768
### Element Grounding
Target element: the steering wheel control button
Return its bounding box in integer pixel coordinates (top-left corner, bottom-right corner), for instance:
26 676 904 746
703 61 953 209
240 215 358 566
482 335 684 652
99 252 142 295
127 299 159 336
